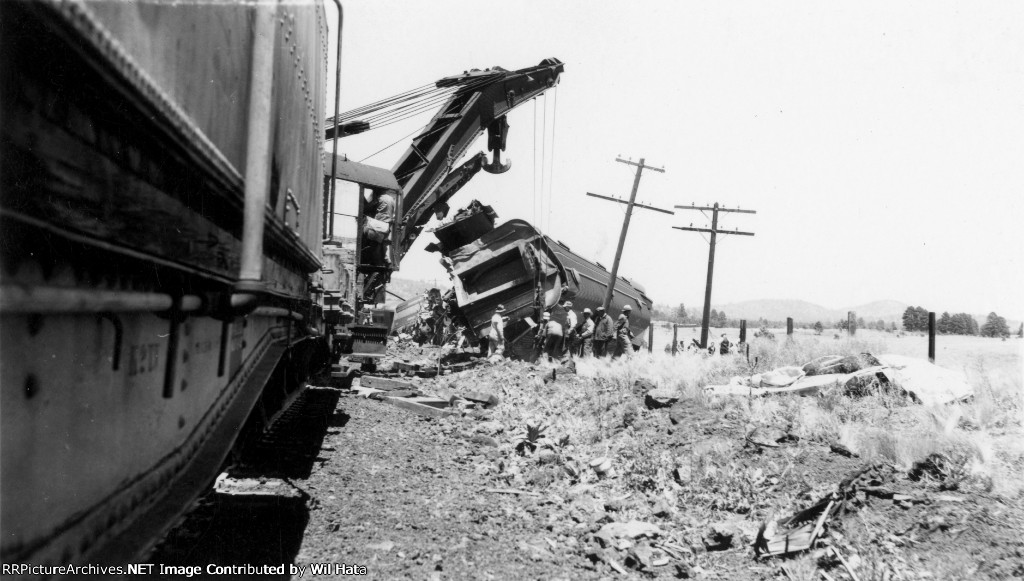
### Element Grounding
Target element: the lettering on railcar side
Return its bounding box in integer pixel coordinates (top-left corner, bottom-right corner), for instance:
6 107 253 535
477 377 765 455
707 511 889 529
128 343 160 376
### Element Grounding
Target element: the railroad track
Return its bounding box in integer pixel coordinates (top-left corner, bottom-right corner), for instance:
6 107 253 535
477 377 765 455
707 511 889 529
141 387 343 577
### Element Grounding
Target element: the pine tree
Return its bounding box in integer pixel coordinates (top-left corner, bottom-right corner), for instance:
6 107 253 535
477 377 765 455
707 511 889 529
813 321 824 335
902 307 917 332
674 303 687 324
938 312 953 334
1018 323 1023 338
980 312 1009 338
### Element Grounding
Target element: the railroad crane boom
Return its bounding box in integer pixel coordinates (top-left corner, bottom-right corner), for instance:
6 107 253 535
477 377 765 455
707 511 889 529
390 58 564 264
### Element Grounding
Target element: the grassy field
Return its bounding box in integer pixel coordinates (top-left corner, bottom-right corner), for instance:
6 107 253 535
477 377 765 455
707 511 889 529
432 326 1024 578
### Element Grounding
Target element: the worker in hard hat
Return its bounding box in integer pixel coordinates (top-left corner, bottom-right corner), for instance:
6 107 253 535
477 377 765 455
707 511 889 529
593 306 614 357
579 308 595 356
613 305 634 358
537 311 563 362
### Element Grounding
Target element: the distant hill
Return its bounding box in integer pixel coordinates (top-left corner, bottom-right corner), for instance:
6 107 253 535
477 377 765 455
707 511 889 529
709 298 910 325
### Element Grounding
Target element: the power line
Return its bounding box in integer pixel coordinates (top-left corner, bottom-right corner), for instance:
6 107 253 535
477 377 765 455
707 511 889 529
673 202 757 348
587 156 670 311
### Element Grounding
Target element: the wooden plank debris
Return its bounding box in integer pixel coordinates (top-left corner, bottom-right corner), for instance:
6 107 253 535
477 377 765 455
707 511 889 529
461 391 500 408
361 376 418 391
382 397 454 418
484 488 541 497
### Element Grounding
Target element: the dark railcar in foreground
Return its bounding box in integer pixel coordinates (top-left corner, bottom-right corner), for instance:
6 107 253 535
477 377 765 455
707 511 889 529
1 0 329 568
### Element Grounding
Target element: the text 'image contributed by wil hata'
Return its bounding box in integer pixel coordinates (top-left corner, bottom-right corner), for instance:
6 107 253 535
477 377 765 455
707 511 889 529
2 563 369 577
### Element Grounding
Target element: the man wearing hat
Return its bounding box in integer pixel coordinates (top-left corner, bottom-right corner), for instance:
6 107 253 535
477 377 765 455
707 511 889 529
563 301 578 357
538 311 563 361
613 305 634 358
488 304 506 357
579 308 595 356
593 306 614 357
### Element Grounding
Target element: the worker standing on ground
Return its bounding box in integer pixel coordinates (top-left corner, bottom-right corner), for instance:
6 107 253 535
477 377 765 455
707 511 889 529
593 306 614 357
719 334 731 355
563 301 577 357
613 305 634 358
579 308 595 356
541 312 563 362
488 305 506 357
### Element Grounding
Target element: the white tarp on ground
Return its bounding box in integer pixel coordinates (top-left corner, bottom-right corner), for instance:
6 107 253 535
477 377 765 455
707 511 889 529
874 354 974 406
754 366 806 387
706 353 974 405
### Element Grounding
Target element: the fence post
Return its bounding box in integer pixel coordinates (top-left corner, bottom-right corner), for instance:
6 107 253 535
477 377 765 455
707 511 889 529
672 324 678 356
739 319 747 343
648 324 653 353
847 311 855 337
786 317 794 338
928 311 936 363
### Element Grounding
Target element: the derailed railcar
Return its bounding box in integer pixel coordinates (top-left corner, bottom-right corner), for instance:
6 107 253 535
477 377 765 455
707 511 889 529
1 0 330 568
436 210 652 359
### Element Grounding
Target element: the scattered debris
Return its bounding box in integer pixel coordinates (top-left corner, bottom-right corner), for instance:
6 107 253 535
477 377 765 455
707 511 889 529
704 522 742 551
594 521 663 548
383 397 455 418
755 497 837 557
461 391 500 408
874 354 974 405
589 457 615 478
484 488 541 497
707 352 973 404
644 388 679 409
361 376 419 391
746 426 795 448
756 366 806 387
830 442 859 458
756 463 897 558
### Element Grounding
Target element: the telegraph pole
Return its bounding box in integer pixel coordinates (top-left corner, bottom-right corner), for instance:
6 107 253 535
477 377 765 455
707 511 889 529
588 157 668 311
674 203 756 349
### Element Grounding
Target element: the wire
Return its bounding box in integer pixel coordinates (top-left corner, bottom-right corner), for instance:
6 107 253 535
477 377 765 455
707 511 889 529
532 98 538 225
358 125 426 163
547 86 558 237
540 92 547 232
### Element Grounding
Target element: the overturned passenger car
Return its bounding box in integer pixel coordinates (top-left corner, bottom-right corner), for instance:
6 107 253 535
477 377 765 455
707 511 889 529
429 202 653 359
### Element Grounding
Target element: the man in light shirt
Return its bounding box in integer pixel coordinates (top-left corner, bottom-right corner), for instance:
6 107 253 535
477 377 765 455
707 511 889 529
579 308 595 356
489 304 506 357
563 301 577 357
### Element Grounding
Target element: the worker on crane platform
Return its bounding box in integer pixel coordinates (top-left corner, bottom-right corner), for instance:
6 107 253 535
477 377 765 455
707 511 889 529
361 188 397 303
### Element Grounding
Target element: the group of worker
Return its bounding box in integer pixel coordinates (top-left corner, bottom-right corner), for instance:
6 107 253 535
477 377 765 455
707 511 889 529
666 334 737 356
488 301 637 362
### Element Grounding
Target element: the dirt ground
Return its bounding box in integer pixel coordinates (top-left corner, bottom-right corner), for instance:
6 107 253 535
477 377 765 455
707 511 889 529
149 336 1024 580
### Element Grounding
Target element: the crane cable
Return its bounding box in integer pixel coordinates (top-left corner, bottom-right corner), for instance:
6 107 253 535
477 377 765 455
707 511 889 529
540 92 547 233
532 98 538 225
547 86 558 237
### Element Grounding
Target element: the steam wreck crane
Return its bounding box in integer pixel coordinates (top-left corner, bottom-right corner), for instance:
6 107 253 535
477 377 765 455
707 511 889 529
389 58 564 266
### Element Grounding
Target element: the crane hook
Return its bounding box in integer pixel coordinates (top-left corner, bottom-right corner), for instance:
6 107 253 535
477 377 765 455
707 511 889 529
483 116 511 174
484 149 511 174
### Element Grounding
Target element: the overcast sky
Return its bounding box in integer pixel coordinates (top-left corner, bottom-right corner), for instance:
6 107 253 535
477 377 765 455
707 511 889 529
324 1 1023 318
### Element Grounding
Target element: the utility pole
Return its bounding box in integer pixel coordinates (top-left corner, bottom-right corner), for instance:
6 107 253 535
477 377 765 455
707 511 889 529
587 156 669 311
674 203 756 349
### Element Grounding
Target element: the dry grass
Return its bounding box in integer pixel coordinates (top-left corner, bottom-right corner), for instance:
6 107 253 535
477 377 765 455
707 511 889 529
478 331 1021 496
448 332 1022 579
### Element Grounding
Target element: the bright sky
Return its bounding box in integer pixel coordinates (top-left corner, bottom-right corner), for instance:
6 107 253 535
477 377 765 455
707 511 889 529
324 1 1023 318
